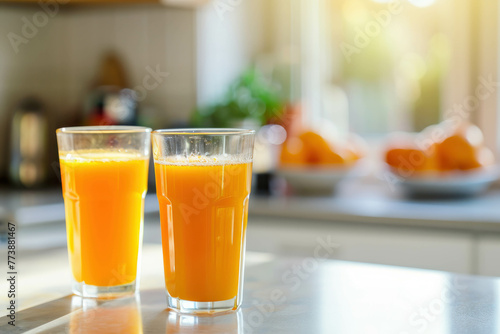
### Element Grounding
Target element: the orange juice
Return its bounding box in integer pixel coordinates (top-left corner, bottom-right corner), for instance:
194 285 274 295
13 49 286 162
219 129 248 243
60 151 148 287
155 159 252 302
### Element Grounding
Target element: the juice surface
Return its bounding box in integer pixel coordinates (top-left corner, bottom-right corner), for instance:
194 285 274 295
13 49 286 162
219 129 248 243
155 158 252 302
60 151 148 287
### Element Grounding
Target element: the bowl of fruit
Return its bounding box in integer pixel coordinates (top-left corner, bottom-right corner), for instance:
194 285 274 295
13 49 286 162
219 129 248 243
278 130 366 195
384 122 499 197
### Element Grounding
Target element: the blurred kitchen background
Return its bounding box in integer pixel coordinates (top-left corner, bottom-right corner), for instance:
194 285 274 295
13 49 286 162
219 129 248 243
2 0 500 309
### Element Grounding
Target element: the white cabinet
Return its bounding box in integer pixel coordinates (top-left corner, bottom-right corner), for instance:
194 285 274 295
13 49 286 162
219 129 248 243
247 216 473 274
478 236 500 276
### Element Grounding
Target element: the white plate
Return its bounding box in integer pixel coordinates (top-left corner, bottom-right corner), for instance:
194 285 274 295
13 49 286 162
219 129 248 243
387 166 500 197
277 163 362 195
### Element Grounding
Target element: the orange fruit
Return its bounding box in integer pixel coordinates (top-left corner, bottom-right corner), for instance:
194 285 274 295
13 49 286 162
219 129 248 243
282 130 367 167
435 130 481 171
317 150 345 165
299 131 332 163
458 146 495 170
299 130 347 165
386 122 493 174
280 137 308 165
385 147 437 174
439 135 478 170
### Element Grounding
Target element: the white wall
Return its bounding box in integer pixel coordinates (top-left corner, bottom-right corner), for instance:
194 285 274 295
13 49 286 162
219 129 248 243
195 0 270 106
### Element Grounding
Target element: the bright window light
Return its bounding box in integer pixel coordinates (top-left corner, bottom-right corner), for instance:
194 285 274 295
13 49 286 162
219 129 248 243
408 0 436 8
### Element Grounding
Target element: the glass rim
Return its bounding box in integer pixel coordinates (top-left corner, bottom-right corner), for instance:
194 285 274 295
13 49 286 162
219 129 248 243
56 126 152 134
152 128 255 136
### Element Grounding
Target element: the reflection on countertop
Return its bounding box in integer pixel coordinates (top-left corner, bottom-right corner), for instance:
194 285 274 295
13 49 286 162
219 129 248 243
1 247 500 334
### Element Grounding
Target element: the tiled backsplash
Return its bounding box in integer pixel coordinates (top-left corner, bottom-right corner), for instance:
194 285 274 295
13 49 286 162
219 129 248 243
0 5 197 178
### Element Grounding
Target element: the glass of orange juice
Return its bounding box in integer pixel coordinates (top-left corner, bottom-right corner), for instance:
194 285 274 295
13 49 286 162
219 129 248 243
56 126 151 298
152 129 255 314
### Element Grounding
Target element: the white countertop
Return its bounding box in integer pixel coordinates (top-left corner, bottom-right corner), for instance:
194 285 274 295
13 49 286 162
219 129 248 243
249 181 500 232
2 179 500 232
3 246 500 334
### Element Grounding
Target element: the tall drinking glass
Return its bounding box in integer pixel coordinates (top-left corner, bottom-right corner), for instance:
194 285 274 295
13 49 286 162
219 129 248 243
56 126 151 298
152 129 255 314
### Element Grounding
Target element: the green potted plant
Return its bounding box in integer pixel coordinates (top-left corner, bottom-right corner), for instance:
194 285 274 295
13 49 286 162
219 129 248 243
191 67 284 128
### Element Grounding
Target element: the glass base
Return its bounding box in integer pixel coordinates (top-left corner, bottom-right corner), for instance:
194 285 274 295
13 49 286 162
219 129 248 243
72 280 137 299
166 294 239 315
